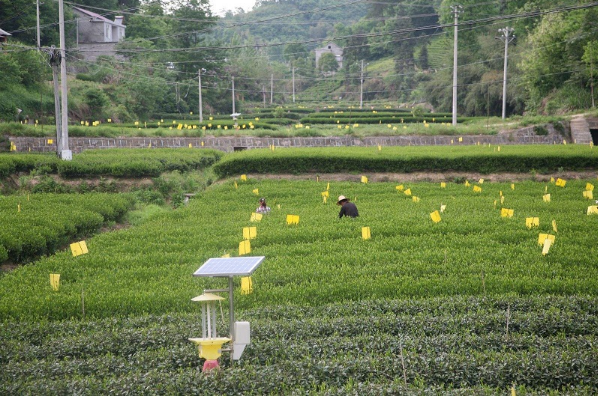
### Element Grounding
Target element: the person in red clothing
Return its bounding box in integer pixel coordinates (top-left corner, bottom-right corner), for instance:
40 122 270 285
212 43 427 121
337 195 359 218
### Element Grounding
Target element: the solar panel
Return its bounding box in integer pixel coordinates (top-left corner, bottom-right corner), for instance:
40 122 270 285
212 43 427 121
193 256 265 277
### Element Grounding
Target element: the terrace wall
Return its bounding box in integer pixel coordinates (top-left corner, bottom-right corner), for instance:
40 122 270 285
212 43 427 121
8 125 566 154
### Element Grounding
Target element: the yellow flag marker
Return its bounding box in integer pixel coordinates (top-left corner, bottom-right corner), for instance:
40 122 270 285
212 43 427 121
243 227 257 240
552 220 558 233
465 180 470 187
586 183 595 191
440 182 446 188
583 190 594 200
478 178 484 184
70 241 88 257
50 274 60 291
362 227 371 240
361 176 368 184
543 194 551 202
286 215 300 225
240 277 253 294
404 188 412 196
430 210 441 223
396 185 404 191
240 174 247 181
538 233 555 246
252 188 259 195
440 204 446 213
473 186 482 193
555 178 566 187
250 213 262 222
587 206 598 215
500 208 514 218
525 217 539 229
239 240 251 255
511 183 515 190
542 238 553 255
412 196 420 203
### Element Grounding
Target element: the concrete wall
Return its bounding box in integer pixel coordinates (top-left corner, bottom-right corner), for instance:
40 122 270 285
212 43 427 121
76 43 121 61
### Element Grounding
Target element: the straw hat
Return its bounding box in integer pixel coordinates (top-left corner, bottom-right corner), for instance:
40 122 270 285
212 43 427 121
337 195 348 205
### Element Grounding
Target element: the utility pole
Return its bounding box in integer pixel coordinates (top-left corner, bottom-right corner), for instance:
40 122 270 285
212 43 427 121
360 59 364 109
58 0 71 160
498 27 515 120
262 85 266 108
451 4 462 127
270 73 273 105
232 76 235 114
292 67 296 103
36 0 41 49
198 69 203 122
49 47 62 155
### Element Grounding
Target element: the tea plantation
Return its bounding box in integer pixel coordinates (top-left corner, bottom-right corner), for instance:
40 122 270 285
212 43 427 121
1 151 598 394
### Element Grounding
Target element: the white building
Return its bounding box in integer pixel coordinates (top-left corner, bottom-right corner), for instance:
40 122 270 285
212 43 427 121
73 7 126 61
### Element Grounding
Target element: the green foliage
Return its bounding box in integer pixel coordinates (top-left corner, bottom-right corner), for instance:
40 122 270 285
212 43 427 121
318 53 339 73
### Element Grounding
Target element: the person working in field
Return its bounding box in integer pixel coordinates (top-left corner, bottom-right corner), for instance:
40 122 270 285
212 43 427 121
256 198 271 214
337 195 359 218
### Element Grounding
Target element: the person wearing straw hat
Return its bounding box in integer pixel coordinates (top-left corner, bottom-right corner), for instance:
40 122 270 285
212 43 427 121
256 198 271 214
337 195 359 218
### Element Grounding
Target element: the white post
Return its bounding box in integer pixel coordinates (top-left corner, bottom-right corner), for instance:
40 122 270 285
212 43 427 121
232 76 235 115
360 59 364 109
198 70 203 123
270 73 273 105
36 0 41 49
58 0 70 158
451 5 462 127
292 67 295 103
498 27 515 120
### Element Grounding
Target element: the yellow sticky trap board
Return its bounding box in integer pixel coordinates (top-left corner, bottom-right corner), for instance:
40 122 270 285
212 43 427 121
70 241 88 257
465 181 470 187
458 137 463 142
50 274 60 291
412 196 420 203
362 227 371 240
430 210 441 223
440 204 446 213
542 238 553 256
286 215 300 225
544 185 548 193
586 183 595 191
500 208 514 218
552 220 558 233
250 213 263 222
234 181 238 189
497 146 501 152
240 277 253 294
240 174 247 181
239 240 251 255
377 144 382 151
396 185 404 191
252 189 259 195
321 191 329 198
361 176 368 184
478 179 484 184
538 233 555 246
189 143 193 148
587 206 598 215
555 178 566 187
499 191 503 196
440 182 446 188
17 203 21 213
525 217 539 229
323 196 327 204
243 227 257 240
550 177 555 183
583 190 594 200
511 386 517 396
473 186 482 193
511 183 515 190
47 139 53 144
543 194 551 202
500 196 505 204
327 183 330 191
221 253 230 258
404 188 412 196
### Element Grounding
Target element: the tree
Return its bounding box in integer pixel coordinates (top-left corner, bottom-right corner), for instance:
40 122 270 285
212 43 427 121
318 53 338 73
283 43 307 63
582 41 598 108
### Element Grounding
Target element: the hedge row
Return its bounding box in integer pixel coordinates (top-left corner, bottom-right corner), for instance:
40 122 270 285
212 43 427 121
213 145 598 177
300 115 471 124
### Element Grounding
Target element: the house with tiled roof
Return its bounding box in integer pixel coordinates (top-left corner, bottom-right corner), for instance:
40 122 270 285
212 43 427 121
73 6 125 61
0 28 11 43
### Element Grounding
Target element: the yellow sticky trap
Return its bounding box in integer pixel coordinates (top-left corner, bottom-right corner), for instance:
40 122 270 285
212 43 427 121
586 183 594 191
430 210 441 223
396 185 404 191
498 146 501 152
451 139 454 144
239 240 251 255
550 177 555 183
221 253 230 258
327 183 330 191
500 196 505 204
362 227 371 240
286 215 299 225
277 204 281 210
148 142 152 148
361 176 368 184
240 277 253 294
500 208 514 218
234 181 238 189
321 191 329 198
440 182 446 188
563 140 567 145
544 185 548 193
511 183 515 190
412 196 420 203
555 178 566 187
70 241 88 257
201 141 205 147
250 213 263 222
323 196 327 204
243 227 257 240
252 189 259 195
587 206 598 215
50 274 60 291
404 188 412 196
240 174 247 181
499 191 503 196
583 190 594 200
465 180 470 187
538 233 555 246
189 143 193 148
542 238 553 256
494 200 497 208
377 144 382 151
552 220 558 233
458 137 463 142
47 139 53 144
512 386 517 396
440 204 446 213
17 203 21 213
525 217 539 229
478 179 484 184
543 194 551 202
473 186 482 193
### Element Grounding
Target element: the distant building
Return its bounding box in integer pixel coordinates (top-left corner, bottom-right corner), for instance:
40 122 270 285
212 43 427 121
0 28 11 43
73 6 125 61
315 42 343 69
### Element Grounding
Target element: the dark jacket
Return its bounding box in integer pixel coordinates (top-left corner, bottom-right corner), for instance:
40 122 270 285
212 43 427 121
339 202 359 218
